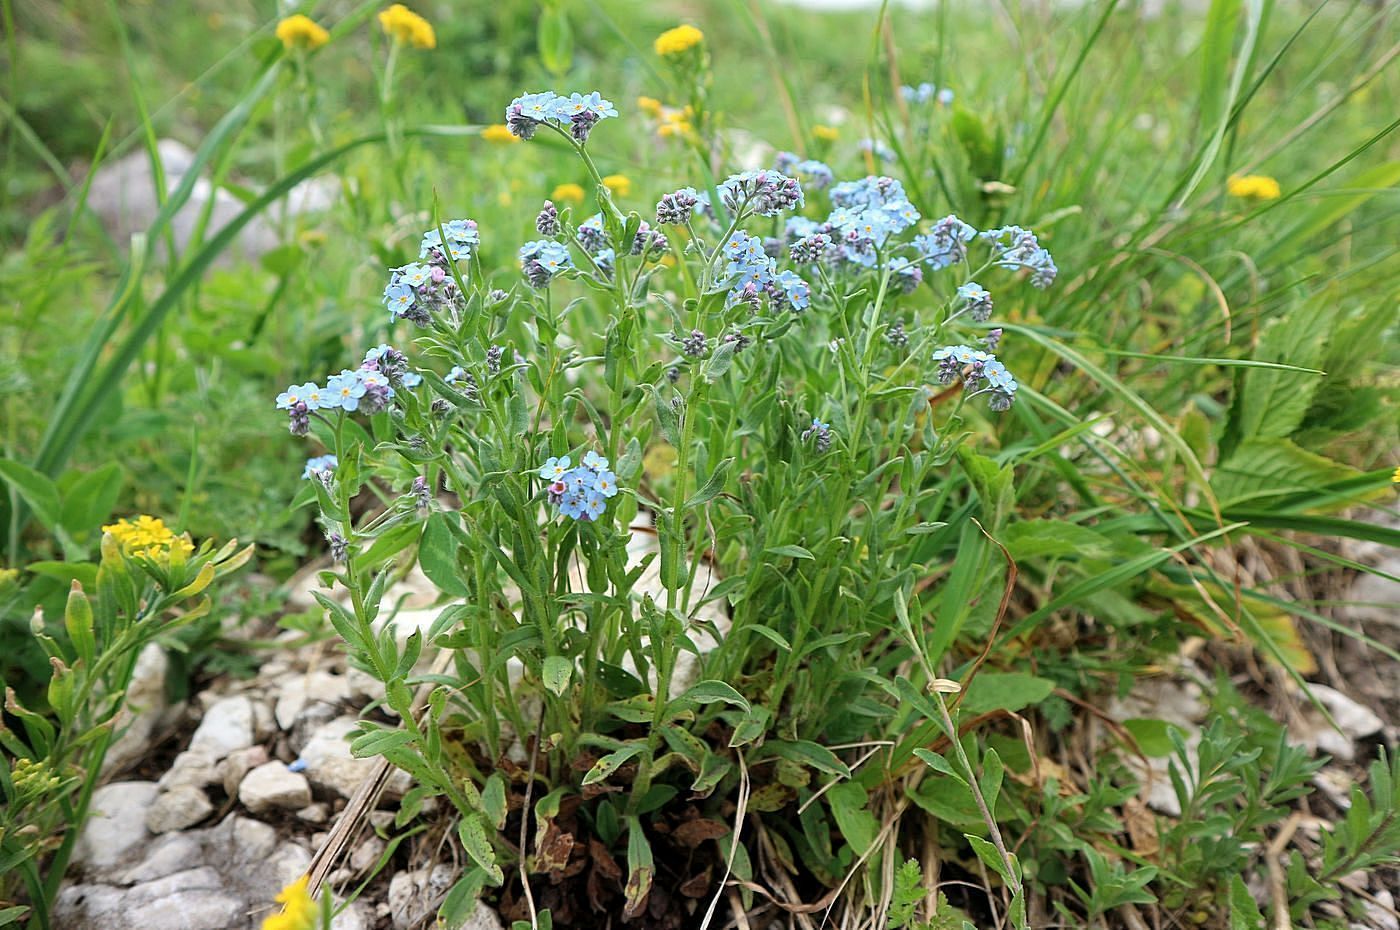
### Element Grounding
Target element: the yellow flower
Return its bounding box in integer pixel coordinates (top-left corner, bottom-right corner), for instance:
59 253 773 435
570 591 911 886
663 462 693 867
1227 174 1281 201
813 124 840 142
102 516 195 561
378 4 435 49
551 183 586 204
260 876 317 930
654 24 703 57
276 14 330 51
481 124 519 145
636 96 663 116
603 175 632 197
1392 465 1400 483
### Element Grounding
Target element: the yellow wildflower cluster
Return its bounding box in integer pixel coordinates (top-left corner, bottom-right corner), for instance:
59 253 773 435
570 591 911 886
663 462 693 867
481 124 519 145
551 183 586 204
260 876 317 930
378 4 436 49
102 516 194 561
1227 174 1281 201
602 174 631 197
275 14 330 51
1392 465 1400 483
654 24 704 58
813 124 840 142
637 97 694 140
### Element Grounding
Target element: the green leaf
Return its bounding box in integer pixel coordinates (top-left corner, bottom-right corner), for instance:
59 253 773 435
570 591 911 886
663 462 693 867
999 520 1112 561
1214 438 1362 508
1124 718 1179 758
765 740 851 778
58 463 124 537
960 672 1055 715
1228 874 1264 930
675 679 750 712
0 459 62 531
350 727 414 758
624 816 654 919
537 6 574 77
1225 307 1334 452
827 782 879 855
965 834 1013 884
685 457 733 508
419 512 469 596
439 870 489 929
582 743 645 786
458 815 504 885
542 655 573 697
763 544 814 560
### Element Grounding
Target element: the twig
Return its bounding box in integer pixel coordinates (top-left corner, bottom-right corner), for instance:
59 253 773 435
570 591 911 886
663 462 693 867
1267 813 1301 930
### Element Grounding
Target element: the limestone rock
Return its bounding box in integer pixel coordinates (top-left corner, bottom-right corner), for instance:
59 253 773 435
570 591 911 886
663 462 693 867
239 761 312 814
72 781 160 870
144 785 214 834
188 695 255 759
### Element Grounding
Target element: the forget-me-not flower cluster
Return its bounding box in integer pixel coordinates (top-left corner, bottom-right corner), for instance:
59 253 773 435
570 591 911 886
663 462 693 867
506 91 618 143
382 220 477 325
276 343 419 434
539 451 620 522
932 344 1020 411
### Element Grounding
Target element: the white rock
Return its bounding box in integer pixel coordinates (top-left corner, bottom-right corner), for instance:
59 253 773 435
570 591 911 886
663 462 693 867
1341 557 1400 626
1289 683 1384 761
84 138 340 267
222 745 270 796
231 814 279 862
73 781 160 869
252 699 277 742
188 695 255 759
124 867 242 930
103 644 173 776
144 785 214 834
299 716 377 799
333 902 375 930
276 671 350 730
117 834 204 884
350 836 386 873
389 865 458 929
240 761 312 814
268 842 313 887
297 802 330 824
157 749 220 792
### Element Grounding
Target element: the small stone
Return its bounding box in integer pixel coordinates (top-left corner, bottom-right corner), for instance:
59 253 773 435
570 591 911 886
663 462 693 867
231 814 279 862
268 843 312 886
299 717 378 799
221 745 270 796
252 699 277 742
145 785 214 834
117 833 203 884
188 695 255 759
102 644 172 776
297 802 330 824
289 702 340 755
124 867 243 930
333 902 374 930
276 671 350 730
240 761 313 814
158 749 220 792
73 781 160 870
389 866 459 929
350 836 386 873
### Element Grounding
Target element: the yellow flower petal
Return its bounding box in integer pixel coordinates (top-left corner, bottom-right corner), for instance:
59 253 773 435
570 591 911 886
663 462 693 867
602 174 632 197
654 24 703 57
276 14 330 51
551 183 586 204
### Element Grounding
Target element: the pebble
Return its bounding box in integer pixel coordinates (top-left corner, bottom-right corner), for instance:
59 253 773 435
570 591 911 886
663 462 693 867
239 761 313 814
157 749 220 792
145 785 214 834
73 781 159 870
221 745 271 796
188 695 255 759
